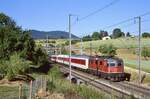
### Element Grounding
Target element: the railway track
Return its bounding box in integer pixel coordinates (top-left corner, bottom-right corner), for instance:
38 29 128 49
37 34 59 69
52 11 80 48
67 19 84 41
58 64 150 99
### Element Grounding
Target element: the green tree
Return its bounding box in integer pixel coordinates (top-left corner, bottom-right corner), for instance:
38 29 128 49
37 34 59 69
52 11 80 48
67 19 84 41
142 32 150 38
112 28 125 38
0 13 36 61
82 35 92 41
0 13 50 80
92 32 100 40
6 53 31 80
0 60 8 78
99 44 117 56
0 13 19 59
100 30 108 38
33 47 48 66
126 32 131 37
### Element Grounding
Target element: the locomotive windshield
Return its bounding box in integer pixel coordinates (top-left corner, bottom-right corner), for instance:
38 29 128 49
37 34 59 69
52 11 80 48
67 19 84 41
118 62 122 66
109 63 116 67
107 59 123 67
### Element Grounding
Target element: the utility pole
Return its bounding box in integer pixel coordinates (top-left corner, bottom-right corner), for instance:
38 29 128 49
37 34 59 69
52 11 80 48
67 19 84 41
80 38 83 55
135 16 142 84
68 14 78 83
69 14 72 83
90 42 92 56
60 45 62 55
138 16 141 84
46 34 49 54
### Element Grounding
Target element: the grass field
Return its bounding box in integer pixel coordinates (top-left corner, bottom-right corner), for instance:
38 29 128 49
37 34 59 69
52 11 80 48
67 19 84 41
35 39 68 47
76 38 150 49
124 59 150 73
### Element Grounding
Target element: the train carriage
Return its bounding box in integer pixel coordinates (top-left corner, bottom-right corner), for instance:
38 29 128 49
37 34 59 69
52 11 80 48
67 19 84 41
52 55 89 69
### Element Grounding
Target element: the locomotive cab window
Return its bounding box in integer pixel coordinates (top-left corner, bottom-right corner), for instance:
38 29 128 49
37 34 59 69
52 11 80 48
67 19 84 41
118 62 122 66
109 63 116 67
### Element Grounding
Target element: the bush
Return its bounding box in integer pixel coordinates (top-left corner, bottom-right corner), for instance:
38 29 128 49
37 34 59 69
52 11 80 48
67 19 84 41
142 47 150 60
6 53 31 80
0 61 7 75
65 40 79 46
33 47 48 66
82 35 92 41
0 60 8 79
142 32 150 38
99 44 117 56
46 66 110 99
47 66 62 91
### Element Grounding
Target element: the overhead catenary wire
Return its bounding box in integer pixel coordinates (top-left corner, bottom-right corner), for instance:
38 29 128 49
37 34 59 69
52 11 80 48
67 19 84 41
101 11 150 30
102 18 134 30
140 11 150 17
65 0 120 31
78 0 120 21
110 19 150 30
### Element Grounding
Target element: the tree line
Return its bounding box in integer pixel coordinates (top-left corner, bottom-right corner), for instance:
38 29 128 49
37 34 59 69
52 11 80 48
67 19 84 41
82 28 150 41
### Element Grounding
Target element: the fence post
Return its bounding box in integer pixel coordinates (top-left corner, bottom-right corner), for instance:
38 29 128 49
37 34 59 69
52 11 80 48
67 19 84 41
29 80 33 99
19 82 22 99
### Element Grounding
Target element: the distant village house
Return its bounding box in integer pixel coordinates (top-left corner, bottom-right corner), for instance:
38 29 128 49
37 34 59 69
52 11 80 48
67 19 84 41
102 36 111 40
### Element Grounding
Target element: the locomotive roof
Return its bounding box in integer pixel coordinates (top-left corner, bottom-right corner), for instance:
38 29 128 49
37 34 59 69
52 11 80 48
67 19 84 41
51 54 123 61
75 55 122 61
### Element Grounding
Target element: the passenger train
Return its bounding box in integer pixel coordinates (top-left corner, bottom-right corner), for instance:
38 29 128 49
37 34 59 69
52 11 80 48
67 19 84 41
50 55 131 81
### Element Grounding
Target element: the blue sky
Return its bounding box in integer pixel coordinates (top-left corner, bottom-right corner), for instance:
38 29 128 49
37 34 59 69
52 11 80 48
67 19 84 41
0 0 150 37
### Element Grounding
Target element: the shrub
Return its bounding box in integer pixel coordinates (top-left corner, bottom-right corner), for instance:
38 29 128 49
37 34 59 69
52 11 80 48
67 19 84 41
0 60 8 79
142 32 150 38
46 66 110 99
99 44 117 56
6 53 31 80
142 47 150 60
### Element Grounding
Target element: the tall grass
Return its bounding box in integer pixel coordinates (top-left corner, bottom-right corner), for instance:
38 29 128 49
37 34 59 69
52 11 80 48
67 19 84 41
47 66 114 99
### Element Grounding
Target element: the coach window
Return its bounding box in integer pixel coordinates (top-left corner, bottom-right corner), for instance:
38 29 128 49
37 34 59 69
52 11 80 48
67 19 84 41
109 63 116 67
90 60 93 64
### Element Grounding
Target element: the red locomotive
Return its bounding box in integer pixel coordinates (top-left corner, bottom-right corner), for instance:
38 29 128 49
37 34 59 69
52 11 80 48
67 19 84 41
50 55 131 81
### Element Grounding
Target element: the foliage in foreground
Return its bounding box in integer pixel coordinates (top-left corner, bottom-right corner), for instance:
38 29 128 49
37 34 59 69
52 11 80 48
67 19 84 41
47 66 111 99
99 44 117 56
0 53 31 80
0 13 49 80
